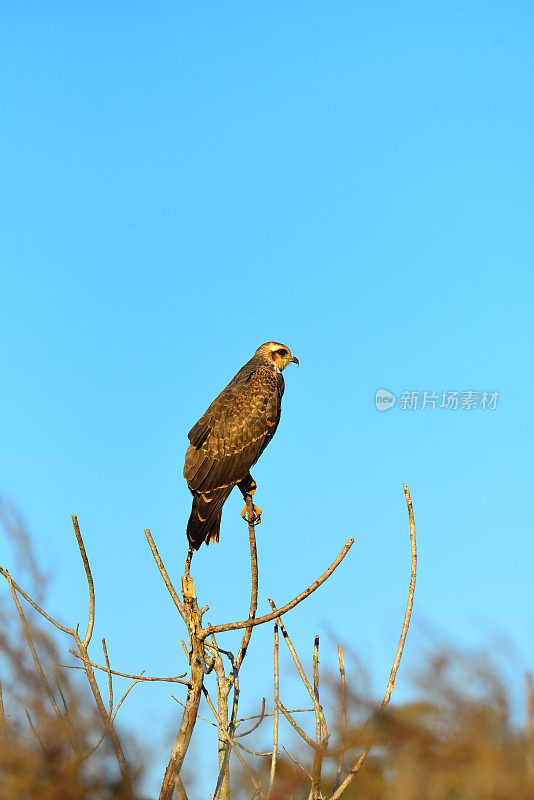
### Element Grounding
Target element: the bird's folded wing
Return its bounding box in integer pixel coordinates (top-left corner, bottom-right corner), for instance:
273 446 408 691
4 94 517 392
184 368 280 492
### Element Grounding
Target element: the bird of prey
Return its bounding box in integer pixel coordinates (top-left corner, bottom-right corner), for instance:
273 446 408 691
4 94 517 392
184 342 299 550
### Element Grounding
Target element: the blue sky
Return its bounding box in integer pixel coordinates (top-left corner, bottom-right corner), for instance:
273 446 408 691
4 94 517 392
1 0 533 792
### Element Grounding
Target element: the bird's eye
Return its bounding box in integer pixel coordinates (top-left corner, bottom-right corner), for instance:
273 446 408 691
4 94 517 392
276 349 288 357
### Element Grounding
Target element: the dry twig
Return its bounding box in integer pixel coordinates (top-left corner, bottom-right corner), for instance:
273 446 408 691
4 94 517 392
202 537 354 639
266 622 279 799
329 483 417 800
332 645 347 794
71 515 95 648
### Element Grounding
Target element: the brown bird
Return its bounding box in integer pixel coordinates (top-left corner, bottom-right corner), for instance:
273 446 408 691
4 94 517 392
184 342 299 550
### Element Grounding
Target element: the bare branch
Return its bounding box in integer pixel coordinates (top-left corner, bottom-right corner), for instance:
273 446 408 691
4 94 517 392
81 671 142 764
55 674 81 753
181 639 191 663
218 497 260 798
235 697 266 738
282 745 313 781
332 645 347 794
83 720 114 761
102 638 113 716
202 686 260 794
176 776 190 800
144 528 185 619
111 677 143 723
210 628 231 800
235 741 276 757
311 634 325 799
202 537 354 639
0 567 73 634
185 546 193 578
71 515 95 648
314 635 327 738
277 699 317 749
172 695 218 728
266 622 279 799
212 497 261 800
205 640 235 668
237 707 314 724
73 630 133 792
160 574 204 800
329 483 417 800
25 708 47 753
229 495 259 680
268 601 328 744
65 651 188 684
0 678 6 741
6 573 75 747
55 676 69 717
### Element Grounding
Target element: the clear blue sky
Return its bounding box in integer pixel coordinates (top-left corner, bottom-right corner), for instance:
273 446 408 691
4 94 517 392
1 1 533 793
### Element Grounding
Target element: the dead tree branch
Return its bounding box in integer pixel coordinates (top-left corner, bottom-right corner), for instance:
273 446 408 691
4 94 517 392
158 570 205 800
266 622 279 799
64 652 188 684
328 483 417 799
144 528 186 620
71 514 95 648
268 600 329 748
212 495 259 800
332 645 347 794
201 537 354 639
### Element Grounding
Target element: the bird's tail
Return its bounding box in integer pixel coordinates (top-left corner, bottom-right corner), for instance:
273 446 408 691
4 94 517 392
187 487 233 550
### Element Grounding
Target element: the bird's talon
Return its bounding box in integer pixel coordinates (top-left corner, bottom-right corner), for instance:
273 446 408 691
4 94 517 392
241 503 262 526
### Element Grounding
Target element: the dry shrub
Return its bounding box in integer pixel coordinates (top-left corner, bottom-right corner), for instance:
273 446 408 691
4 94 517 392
0 496 145 800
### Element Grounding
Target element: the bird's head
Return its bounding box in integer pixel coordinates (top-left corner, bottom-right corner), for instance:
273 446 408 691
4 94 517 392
255 342 299 371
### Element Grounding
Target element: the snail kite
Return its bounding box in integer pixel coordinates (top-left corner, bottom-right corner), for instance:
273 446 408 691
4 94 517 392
184 342 299 550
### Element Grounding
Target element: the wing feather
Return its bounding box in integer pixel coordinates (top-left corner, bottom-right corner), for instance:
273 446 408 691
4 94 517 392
184 367 282 493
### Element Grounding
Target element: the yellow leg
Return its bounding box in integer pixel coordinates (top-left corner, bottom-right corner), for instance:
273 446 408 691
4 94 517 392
241 502 262 525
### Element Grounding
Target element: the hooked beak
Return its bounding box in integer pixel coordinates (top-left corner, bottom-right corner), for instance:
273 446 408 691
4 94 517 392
290 355 299 367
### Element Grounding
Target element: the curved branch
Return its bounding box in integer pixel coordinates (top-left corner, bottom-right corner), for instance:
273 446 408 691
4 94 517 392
201 537 354 639
0 567 73 635
277 699 317 749
329 484 417 800
71 515 95 648
235 697 266 738
64 651 188 684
